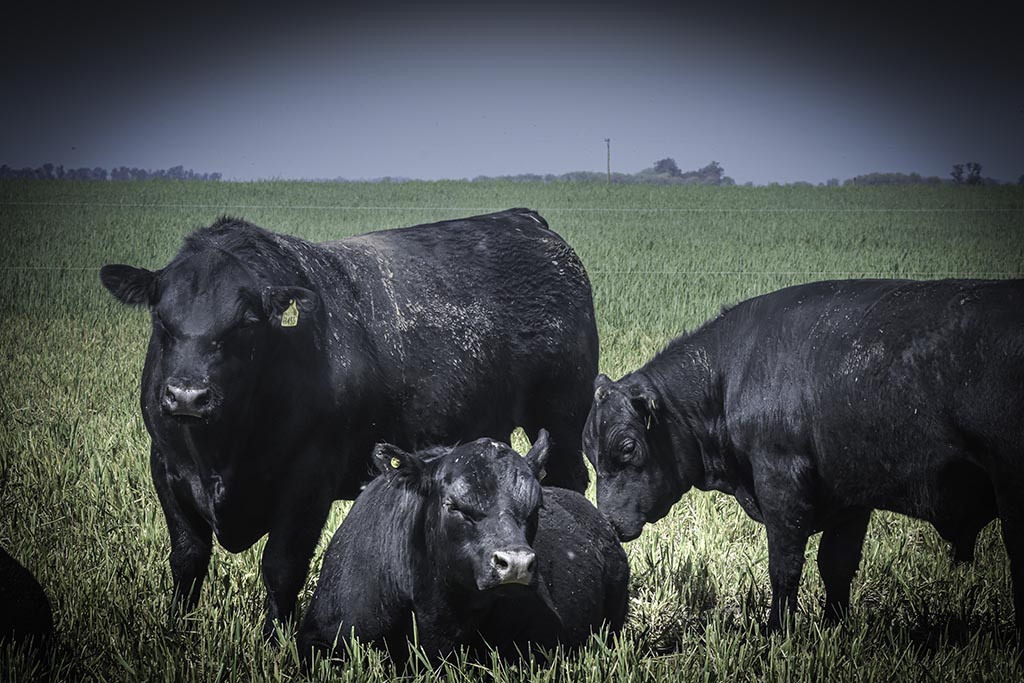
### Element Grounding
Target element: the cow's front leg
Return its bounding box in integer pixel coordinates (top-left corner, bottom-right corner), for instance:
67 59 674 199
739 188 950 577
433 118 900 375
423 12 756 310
152 447 213 619
261 498 333 642
754 455 816 634
817 508 871 623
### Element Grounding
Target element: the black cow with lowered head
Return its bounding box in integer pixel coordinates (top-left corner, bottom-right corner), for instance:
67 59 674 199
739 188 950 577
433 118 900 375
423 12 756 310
583 278 1022 632
297 430 629 664
99 209 598 638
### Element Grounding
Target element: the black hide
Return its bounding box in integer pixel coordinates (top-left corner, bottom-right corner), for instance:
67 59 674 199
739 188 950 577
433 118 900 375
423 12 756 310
0 548 53 652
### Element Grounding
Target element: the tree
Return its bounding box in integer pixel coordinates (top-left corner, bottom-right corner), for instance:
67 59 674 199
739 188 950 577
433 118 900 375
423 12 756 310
653 157 681 177
965 162 982 185
951 163 965 184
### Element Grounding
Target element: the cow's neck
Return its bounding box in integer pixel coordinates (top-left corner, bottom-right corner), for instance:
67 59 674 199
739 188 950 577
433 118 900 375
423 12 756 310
643 340 741 498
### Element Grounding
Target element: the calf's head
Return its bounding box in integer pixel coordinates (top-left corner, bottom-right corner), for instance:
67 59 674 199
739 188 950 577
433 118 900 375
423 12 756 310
100 248 318 423
584 373 685 541
373 431 551 598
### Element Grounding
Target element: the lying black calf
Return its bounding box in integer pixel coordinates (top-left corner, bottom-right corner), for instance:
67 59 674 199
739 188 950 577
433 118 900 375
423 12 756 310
298 430 629 663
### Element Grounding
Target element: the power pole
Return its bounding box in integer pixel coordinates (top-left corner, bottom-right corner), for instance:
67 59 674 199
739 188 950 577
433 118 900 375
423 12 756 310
604 138 611 184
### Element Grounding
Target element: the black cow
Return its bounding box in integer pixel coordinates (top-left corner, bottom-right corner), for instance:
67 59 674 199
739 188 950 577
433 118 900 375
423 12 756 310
99 209 598 637
0 548 53 652
297 430 629 664
583 278 1023 632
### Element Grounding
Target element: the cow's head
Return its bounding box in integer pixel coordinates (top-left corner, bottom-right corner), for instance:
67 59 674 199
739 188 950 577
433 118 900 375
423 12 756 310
373 431 552 602
583 373 686 541
100 249 318 424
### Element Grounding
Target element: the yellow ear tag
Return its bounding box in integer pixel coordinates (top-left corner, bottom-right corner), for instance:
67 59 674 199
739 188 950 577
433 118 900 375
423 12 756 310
390 456 402 469
281 299 299 328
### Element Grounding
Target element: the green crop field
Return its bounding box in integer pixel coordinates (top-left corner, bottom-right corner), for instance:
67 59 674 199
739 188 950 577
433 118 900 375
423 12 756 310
1 179 1023 681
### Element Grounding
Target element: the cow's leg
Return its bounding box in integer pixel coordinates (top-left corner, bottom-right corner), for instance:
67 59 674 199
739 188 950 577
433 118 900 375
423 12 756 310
261 496 333 642
764 522 810 633
817 508 871 623
754 455 816 634
522 421 589 493
522 378 592 494
151 448 212 618
994 472 1024 631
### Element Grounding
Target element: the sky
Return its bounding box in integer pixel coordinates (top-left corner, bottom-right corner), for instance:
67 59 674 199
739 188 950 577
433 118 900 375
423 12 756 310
1 1 1021 185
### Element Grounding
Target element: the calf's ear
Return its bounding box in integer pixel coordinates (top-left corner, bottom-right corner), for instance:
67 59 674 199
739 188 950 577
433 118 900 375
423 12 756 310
524 429 551 479
373 443 423 488
629 384 660 427
262 286 320 328
100 264 155 306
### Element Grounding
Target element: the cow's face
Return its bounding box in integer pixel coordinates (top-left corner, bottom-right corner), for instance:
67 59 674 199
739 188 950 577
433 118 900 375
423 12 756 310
100 252 318 423
583 373 682 541
374 432 550 599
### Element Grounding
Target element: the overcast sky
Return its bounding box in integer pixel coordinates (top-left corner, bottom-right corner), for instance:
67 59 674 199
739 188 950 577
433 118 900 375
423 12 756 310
2 2 1021 184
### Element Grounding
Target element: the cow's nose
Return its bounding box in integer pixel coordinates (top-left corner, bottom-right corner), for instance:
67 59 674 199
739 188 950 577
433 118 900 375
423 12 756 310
491 549 536 586
162 381 214 418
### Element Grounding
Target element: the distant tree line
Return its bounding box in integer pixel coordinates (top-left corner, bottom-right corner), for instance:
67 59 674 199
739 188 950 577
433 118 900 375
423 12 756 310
0 163 222 181
2 159 1020 186
472 159 736 186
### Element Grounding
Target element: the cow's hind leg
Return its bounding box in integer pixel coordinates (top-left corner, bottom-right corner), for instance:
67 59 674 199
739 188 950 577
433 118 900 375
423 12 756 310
520 366 593 493
817 508 871 623
524 413 589 493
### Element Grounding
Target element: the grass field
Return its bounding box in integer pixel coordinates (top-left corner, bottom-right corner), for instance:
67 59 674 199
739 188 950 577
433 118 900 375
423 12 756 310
1 179 1023 681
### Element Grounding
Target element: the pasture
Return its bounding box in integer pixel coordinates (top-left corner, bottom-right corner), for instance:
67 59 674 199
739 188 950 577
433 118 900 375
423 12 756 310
1 179 1022 681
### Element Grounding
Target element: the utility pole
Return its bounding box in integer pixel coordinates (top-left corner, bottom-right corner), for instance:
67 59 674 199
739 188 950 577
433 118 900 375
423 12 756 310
604 138 611 184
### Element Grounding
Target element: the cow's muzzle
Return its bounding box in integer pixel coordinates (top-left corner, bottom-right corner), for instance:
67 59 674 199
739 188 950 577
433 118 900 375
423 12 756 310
488 548 536 587
162 379 218 419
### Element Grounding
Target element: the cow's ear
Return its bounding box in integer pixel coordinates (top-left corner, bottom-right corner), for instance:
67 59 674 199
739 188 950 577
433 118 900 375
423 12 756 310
524 429 551 479
629 383 660 428
593 373 613 402
100 264 155 306
262 286 320 328
373 443 422 488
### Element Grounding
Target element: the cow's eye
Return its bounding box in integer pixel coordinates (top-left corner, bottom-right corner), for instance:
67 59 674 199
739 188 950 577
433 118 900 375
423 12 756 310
445 500 481 523
617 438 639 465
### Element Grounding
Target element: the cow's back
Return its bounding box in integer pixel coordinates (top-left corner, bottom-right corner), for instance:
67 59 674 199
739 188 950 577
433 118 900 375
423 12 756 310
715 278 1023 515
522 487 629 645
322 209 598 445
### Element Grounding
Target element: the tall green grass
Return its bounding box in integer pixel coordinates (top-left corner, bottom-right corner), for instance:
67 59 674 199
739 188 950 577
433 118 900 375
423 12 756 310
2 179 1022 681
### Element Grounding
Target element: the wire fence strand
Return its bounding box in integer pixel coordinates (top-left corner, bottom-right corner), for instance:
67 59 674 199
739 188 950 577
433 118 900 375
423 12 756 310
2 201 1024 213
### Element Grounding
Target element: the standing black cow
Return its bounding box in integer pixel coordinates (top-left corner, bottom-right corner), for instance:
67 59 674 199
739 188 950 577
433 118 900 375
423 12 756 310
99 209 598 637
297 430 629 664
583 279 1023 632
